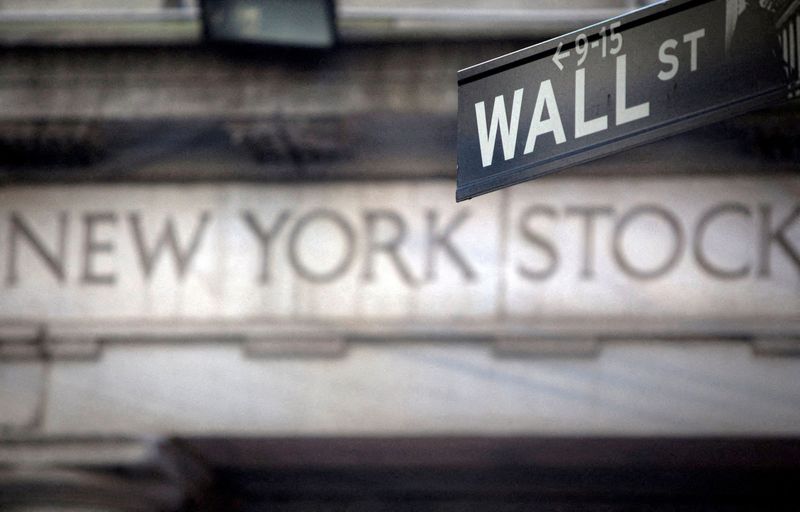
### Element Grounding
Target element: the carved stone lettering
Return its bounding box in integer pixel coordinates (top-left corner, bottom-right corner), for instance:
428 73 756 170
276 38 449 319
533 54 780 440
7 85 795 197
0 180 797 321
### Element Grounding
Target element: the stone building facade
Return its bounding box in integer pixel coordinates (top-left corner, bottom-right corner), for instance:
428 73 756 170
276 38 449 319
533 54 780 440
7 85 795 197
1 1 799 510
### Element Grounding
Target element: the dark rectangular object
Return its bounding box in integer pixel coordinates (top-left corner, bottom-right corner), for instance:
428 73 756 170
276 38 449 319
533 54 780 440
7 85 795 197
201 0 336 48
456 0 793 201
179 437 800 511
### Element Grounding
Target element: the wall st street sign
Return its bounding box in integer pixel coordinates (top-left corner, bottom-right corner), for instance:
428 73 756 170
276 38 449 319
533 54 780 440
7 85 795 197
456 0 795 201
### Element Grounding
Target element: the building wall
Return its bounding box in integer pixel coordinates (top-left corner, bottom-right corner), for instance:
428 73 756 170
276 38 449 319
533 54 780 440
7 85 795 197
0 6 798 510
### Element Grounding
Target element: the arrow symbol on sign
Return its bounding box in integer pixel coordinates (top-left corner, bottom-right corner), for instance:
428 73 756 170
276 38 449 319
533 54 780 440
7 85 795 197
552 41 570 71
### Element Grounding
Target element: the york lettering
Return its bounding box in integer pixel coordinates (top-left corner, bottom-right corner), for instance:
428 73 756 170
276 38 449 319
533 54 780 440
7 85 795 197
241 209 476 285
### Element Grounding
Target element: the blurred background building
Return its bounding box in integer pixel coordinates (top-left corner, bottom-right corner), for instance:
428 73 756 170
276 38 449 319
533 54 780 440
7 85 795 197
1 0 799 510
